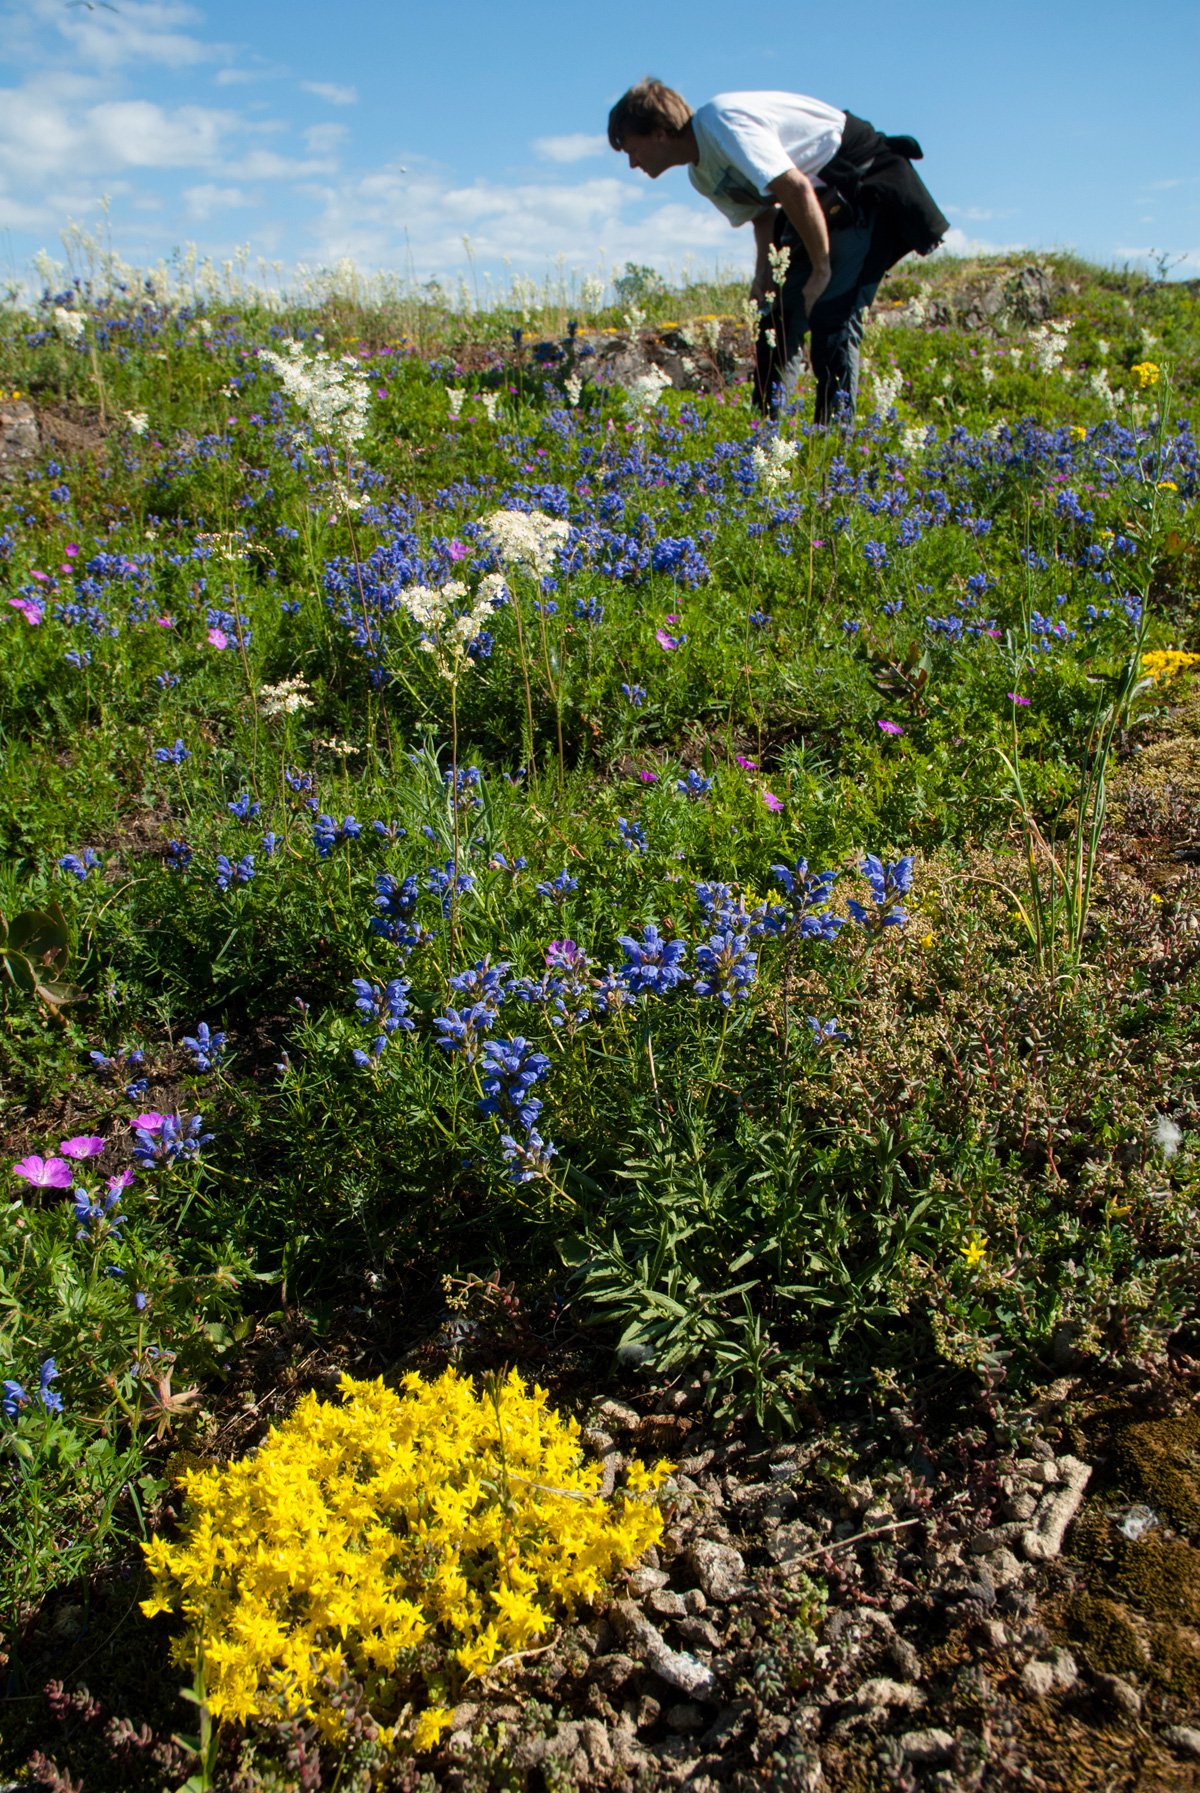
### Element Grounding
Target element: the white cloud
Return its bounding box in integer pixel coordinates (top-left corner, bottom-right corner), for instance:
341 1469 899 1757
946 205 1016 223
87 100 239 168
183 183 257 221
932 225 1027 258
301 81 357 106
304 122 348 156
532 133 609 165
18 0 229 72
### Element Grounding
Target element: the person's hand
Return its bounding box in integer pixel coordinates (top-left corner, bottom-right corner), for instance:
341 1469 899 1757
749 271 771 306
801 264 832 314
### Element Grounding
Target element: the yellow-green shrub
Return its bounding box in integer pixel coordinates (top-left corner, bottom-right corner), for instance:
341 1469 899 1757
141 1367 670 1751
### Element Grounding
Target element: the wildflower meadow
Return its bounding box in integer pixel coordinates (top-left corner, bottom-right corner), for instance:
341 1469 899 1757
2 246 1200 1787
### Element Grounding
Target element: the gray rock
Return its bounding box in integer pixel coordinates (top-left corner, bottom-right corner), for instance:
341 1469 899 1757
1021 1659 1056 1697
610 1600 718 1701
1163 1726 1200 1761
887 1637 923 1682
0 401 39 471
676 1614 723 1651
900 1728 956 1766
648 1588 686 1620
687 1539 748 1602
666 1701 707 1733
590 1651 638 1694
628 1564 669 1595
853 1677 925 1711
1093 1672 1141 1718
683 1587 708 1615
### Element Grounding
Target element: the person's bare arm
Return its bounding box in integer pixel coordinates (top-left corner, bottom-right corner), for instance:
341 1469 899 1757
767 167 832 311
749 208 777 303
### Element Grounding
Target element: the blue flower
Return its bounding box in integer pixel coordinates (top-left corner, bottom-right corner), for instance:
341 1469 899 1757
215 853 255 890
312 814 362 858
132 1112 213 1169
58 848 101 879
693 931 758 1006
427 861 474 917
433 1002 496 1062
807 1016 849 1046
371 872 424 953
617 924 688 998
768 859 844 940
261 831 281 857
166 838 192 870
675 769 713 801
154 738 190 765
228 790 261 822
479 1036 551 1132
499 1128 557 1184
2 1379 29 1418
448 957 509 1012
350 977 415 1041
38 1358 64 1415
846 854 913 931
615 816 647 854
181 1021 226 1071
574 596 604 625
535 868 579 902
445 766 483 810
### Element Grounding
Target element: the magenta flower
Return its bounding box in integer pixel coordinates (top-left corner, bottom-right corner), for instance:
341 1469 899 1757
735 754 759 771
13 1155 74 1188
655 629 686 651
59 1135 105 1159
206 627 229 649
131 1112 167 1133
107 1168 136 1195
8 598 42 625
155 615 175 628
664 613 681 625
1007 692 1031 706
446 539 469 561
65 543 80 557
877 719 905 736
637 769 659 784
761 790 784 811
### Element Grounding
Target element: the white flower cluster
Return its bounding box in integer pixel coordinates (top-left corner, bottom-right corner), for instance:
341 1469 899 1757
579 275 606 314
627 365 672 412
398 572 507 680
259 338 370 452
124 410 150 436
53 307 86 344
750 435 799 494
259 675 314 718
482 508 569 578
563 373 583 409
869 365 904 415
1028 318 1072 377
447 388 465 419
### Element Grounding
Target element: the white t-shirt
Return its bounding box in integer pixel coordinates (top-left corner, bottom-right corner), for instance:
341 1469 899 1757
689 91 847 226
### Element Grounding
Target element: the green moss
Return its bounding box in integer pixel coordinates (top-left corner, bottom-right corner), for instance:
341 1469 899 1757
1114 1415 1200 1532
1116 1537 1200 1625
1065 1593 1151 1679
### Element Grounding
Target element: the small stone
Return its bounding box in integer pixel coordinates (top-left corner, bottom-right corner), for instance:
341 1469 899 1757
676 1615 722 1651
636 1694 661 1730
687 1539 748 1602
853 1677 925 1711
610 1601 718 1701
648 1589 686 1621
1048 1647 1078 1690
666 1701 707 1734
683 1587 708 1615
590 1652 637 1695
887 1637 922 1682
1093 1672 1141 1718
981 1620 1008 1649
628 1565 669 1595
900 1728 955 1766
987 1548 1025 1588
1021 1659 1056 1697
1163 1726 1200 1760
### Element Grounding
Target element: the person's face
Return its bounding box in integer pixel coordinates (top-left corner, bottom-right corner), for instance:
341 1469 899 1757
623 128 675 179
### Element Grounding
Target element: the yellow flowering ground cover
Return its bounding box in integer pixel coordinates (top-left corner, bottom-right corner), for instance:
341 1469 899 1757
141 1367 671 1752
1142 648 1200 685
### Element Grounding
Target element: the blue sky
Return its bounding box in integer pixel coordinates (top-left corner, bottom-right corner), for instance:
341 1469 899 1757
1 0 1197 300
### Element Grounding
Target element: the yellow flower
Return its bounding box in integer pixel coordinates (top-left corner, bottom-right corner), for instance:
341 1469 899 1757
1151 893 1164 905
1157 480 1178 491
959 1235 988 1269
413 1707 454 1752
1130 360 1160 388
1070 425 1087 441
919 932 934 948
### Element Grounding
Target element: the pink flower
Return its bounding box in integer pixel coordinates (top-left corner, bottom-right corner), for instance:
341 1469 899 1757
8 598 42 625
638 769 659 784
761 790 784 811
812 539 826 549
156 615 175 628
877 719 905 736
131 1112 167 1133
30 569 50 582
107 1168 136 1195
665 613 681 624
13 1154 74 1188
59 1135 105 1159
655 629 686 651
65 543 80 557
1006 692 1031 706
735 755 759 771
207 627 229 649
446 539 469 561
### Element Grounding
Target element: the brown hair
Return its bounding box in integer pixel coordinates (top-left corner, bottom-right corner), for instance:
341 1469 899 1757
607 79 692 151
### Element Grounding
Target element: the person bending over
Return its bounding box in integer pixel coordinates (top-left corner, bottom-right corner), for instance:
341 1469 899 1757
607 79 949 423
